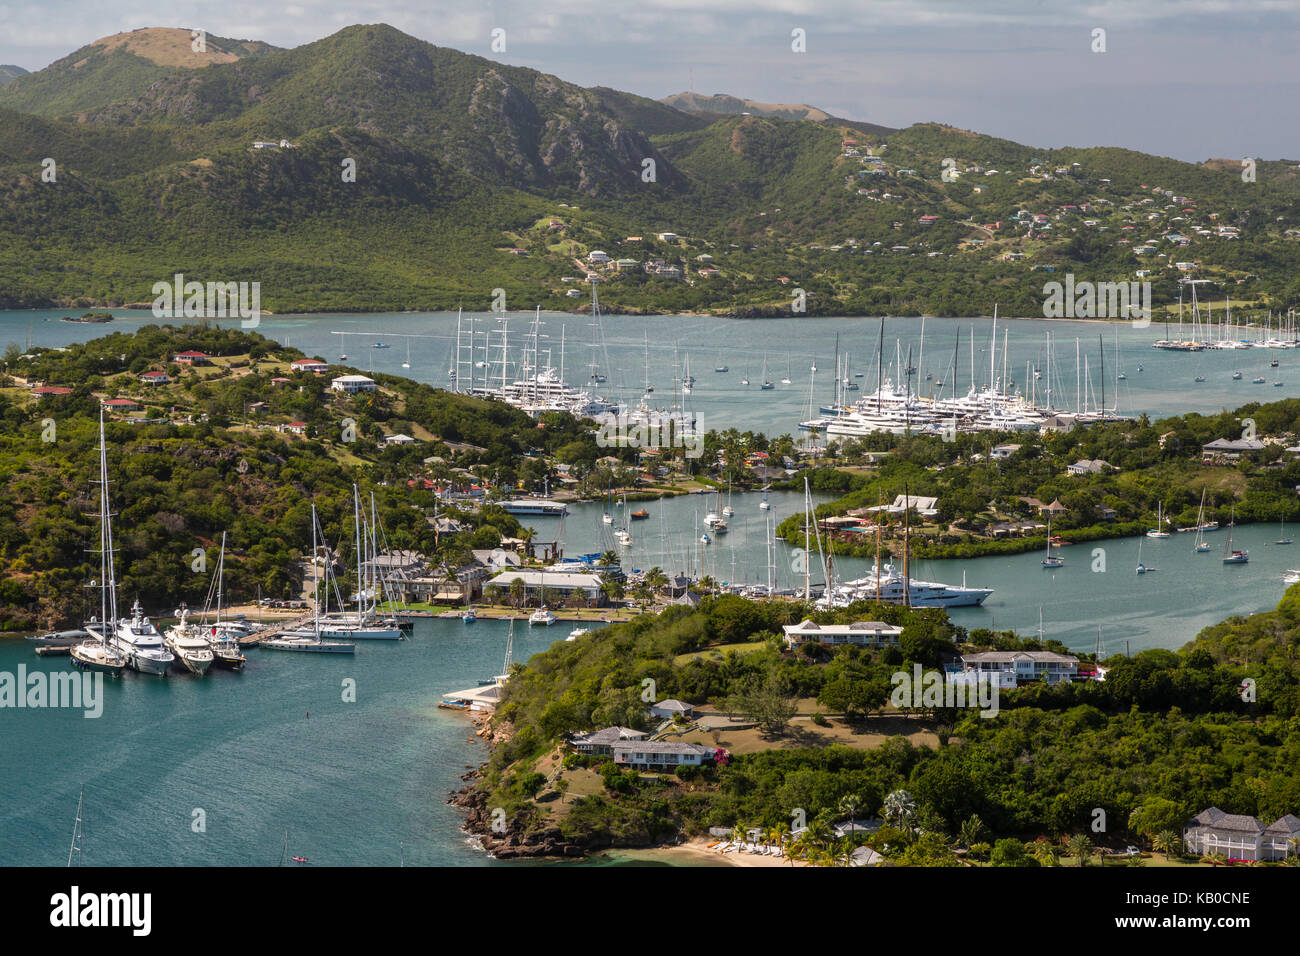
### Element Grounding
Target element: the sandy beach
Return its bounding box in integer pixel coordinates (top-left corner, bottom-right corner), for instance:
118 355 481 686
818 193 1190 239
620 836 804 867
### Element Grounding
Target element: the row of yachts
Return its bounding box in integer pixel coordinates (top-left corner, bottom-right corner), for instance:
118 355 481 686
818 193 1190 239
61 413 417 676
799 379 1078 437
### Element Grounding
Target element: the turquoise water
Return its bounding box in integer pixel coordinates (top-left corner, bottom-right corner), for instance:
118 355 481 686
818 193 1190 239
2 308 1290 437
0 617 562 867
1 493 1290 866
2 309 1295 865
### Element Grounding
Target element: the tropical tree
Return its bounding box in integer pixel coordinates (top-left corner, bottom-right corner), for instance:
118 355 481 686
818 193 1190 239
1152 830 1182 861
882 789 917 834
958 814 989 850
1065 834 1093 867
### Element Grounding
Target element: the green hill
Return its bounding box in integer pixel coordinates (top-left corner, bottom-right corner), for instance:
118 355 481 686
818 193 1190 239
0 65 28 87
2 24 1300 316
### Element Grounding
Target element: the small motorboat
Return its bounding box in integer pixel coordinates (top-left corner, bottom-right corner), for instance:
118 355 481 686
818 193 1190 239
1232 371 1243 380
1194 376 1205 383
292 856 308 864
1136 563 1147 574
631 509 650 520
373 342 390 349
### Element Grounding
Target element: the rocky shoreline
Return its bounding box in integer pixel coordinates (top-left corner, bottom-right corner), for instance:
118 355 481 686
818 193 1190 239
447 710 678 861
447 712 597 860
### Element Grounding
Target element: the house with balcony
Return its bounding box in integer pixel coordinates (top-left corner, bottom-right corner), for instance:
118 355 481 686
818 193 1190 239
611 741 713 769
331 374 377 394
782 619 904 648
958 650 1079 687
1183 808 1300 861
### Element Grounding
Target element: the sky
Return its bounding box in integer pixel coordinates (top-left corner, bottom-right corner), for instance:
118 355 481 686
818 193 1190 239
1 0 1298 162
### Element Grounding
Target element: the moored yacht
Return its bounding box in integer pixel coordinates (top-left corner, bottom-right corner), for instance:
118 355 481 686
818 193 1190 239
112 599 174 676
163 618 214 676
529 605 557 627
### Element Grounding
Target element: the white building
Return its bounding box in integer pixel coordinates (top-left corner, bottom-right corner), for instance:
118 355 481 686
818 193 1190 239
331 374 377 393
958 650 1079 686
782 619 903 648
649 698 694 719
612 741 712 769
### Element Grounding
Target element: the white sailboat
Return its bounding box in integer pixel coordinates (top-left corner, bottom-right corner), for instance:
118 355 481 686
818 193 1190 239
72 412 128 677
261 505 356 653
1193 490 1212 553
1041 518 1063 568
1223 506 1249 564
402 337 411 369
1146 501 1169 538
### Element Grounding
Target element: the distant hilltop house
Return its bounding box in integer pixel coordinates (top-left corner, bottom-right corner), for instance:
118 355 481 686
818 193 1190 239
1184 808 1300 862
139 370 169 385
173 350 211 365
649 698 694 720
31 385 73 397
330 374 377 394
782 619 904 648
866 494 938 517
290 359 330 374
1202 437 1265 460
1066 458 1112 476
252 139 298 149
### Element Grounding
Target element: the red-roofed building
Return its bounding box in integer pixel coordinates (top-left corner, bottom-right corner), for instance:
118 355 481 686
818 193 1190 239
31 385 73 397
271 376 292 384
283 421 308 435
174 351 211 365
139 370 169 384
290 359 330 374
102 398 139 409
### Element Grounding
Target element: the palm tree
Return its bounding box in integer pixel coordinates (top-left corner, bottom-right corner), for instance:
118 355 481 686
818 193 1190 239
597 550 618 569
967 841 992 866
882 789 916 833
837 792 864 828
508 578 526 609
958 814 989 850
645 566 669 593
1152 830 1181 862
1026 839 1059 867
1065 833 1093 867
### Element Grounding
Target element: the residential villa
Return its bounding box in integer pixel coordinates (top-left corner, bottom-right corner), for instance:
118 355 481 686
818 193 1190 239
139 370 169 385
331 374 378 393
956 650 1079 688
611 741 712 769
649 699 694 720
173 350 211 365
569 726 648 756
290 359 331 374
782 619 904 648
1183 807 1300 861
